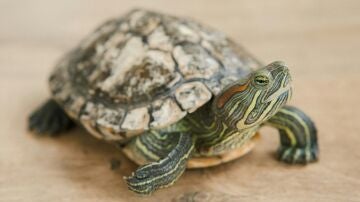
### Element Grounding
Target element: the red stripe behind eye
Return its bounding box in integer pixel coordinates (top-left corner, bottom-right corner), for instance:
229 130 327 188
216 82 249 108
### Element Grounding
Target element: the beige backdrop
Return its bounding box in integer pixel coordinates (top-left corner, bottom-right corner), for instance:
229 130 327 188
1 0 359 201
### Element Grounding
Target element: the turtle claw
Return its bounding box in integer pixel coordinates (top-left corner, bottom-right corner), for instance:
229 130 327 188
277 146 318 164
28 100 74 135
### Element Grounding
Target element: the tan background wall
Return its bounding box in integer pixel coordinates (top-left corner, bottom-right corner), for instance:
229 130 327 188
1 0 359 201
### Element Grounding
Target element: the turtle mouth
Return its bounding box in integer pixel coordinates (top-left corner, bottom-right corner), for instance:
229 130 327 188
264 69 292 103
264 71 292 103
264 85 291 103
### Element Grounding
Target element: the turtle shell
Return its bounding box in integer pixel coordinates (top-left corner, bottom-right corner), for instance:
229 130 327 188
49 9 261 141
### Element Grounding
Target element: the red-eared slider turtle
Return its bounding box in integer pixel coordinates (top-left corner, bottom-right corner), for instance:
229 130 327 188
29 9 318 195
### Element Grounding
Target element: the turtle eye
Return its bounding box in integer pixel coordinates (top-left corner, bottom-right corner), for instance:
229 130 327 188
254 75 270 86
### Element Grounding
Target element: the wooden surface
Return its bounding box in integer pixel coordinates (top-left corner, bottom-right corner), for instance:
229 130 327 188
1 0 360 201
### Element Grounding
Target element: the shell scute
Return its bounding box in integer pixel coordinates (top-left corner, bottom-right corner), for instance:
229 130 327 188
175 81 212 113
150 98 186 129
173 43 220 79
121 107 150 132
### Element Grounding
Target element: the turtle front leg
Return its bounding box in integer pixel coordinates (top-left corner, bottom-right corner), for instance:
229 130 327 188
265 105 318 164
28 99 75 135
125 132 194 195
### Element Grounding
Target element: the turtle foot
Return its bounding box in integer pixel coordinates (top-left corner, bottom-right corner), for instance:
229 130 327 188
125 159 187 195
277 145 318 164
28 99 74 135
125 132 193 195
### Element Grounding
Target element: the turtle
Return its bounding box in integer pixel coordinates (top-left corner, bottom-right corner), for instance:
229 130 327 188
28 9 318 195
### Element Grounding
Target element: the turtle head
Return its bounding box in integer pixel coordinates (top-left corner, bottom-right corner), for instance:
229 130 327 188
213 61 292 129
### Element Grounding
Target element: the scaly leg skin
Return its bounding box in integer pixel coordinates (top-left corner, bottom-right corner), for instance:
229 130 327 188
28 99 75 135
125 131 194 195
265 105 318 164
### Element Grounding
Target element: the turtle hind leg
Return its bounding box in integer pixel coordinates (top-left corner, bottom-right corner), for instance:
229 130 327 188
266 105 318 164
125 132 194 195
28 99 75 135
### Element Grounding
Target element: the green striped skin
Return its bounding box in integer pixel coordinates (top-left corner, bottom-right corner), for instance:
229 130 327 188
124 61 318 195
193 61 293 156
266 106 318 164
125 132 194 194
